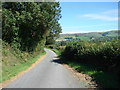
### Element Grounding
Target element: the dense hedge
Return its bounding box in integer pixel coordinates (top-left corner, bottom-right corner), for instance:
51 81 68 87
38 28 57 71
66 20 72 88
61 39 120 73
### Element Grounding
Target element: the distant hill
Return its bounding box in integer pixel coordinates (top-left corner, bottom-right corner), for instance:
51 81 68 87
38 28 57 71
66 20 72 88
56 30 120 41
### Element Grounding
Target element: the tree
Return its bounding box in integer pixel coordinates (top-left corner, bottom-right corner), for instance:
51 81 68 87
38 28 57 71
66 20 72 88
2 2 62 51
46 23 62 45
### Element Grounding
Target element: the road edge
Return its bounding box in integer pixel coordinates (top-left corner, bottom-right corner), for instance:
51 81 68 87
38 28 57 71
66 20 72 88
0 53 46 88
63 64 98 88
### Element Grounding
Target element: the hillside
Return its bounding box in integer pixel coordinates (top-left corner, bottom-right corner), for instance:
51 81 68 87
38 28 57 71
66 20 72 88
56 30 120 41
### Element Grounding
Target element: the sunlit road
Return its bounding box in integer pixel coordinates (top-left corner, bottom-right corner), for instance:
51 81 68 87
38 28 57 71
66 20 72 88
5 49 87 88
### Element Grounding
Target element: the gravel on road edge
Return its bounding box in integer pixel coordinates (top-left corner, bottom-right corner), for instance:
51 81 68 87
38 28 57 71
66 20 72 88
63 64 99 88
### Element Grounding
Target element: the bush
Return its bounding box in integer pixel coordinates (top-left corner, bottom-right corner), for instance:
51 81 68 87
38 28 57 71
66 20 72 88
61 39 120 73
46 45 55 49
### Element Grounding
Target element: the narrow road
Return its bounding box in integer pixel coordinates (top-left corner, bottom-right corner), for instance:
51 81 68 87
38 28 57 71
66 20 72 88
5 49 88 88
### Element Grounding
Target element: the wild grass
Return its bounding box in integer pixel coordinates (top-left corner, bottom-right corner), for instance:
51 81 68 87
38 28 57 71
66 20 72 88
52 49 61 56
64 60 119 88
1 41 46 83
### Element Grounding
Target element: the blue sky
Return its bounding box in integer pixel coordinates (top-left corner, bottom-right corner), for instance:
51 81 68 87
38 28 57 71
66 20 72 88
59 2 118 33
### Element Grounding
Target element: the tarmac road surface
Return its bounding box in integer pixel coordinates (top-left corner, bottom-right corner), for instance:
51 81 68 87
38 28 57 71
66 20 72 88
5 49 88 88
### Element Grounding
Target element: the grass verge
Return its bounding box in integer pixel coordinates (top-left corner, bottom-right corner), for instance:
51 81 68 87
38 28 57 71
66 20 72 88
51 48 61 56
46 47 61 56
1 51 46 83
64 60 119 88
48 48 119 88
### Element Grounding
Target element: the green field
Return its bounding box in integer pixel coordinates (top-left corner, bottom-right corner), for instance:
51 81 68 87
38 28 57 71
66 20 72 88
57 30 119 41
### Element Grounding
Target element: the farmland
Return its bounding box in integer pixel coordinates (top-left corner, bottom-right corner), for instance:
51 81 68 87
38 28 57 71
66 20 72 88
56 30 120 41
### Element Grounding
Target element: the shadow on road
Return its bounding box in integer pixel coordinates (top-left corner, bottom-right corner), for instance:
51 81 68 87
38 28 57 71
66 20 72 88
50 57 63 64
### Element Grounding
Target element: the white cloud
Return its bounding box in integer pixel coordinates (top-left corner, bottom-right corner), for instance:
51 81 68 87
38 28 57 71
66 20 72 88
83 14 118 21
80 9 118 21
79 23 117 28
102 9 118 15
